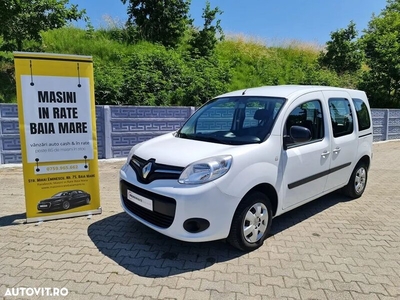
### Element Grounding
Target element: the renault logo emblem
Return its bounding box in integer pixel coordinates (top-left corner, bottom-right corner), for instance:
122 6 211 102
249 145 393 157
142 162 152 179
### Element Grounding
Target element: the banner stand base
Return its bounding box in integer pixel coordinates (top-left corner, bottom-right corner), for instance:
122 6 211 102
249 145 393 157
26 207 102 224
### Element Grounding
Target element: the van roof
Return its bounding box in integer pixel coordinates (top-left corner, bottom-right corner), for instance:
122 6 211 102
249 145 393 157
216 85 366 99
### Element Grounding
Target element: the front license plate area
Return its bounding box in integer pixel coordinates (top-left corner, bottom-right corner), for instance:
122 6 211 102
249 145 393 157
127 189 153 211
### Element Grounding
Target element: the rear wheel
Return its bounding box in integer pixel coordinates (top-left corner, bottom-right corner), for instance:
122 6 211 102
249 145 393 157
228 191 272 252
343 162 368 198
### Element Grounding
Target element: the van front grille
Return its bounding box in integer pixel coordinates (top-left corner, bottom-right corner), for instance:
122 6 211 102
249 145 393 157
129 155 184 184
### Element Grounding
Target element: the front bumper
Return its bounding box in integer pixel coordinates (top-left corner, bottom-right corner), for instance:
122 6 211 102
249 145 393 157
119 163 240 242
37 201 62 211
37 202 52 211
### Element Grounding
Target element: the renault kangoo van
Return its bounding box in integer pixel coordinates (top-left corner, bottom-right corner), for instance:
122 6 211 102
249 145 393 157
120 85 373 251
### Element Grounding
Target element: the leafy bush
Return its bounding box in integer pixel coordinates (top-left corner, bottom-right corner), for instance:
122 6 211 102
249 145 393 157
0 27 352 105
93 59 126 105
216 37 344 90
120 43 230 106
0 52 16 103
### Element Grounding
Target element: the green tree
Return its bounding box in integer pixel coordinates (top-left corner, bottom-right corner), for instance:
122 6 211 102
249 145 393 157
360 0 400 107
0 0 86 51
189 1 223 57
318 21 363 75
121 0 192 48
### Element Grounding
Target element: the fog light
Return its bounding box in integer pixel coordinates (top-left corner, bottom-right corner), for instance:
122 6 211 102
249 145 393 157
183 218 210 233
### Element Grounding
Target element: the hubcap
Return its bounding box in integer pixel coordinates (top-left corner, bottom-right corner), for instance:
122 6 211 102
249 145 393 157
354 167 366 194
242 203 268 243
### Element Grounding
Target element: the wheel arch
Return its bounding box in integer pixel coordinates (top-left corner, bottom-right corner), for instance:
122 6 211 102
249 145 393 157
243 183 278 217
358 155 371 170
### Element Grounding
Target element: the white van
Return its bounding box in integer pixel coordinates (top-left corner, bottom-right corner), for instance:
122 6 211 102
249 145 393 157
119 85 373 251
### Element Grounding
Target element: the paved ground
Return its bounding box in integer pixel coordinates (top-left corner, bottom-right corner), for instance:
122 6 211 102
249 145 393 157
0 141 400 300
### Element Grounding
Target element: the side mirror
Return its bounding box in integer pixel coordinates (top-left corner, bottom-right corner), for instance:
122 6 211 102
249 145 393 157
290 125 312 143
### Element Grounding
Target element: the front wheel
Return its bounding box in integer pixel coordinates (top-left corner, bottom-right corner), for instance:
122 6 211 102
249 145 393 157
343 162 368 198
62 200 71 210
227 191 272 252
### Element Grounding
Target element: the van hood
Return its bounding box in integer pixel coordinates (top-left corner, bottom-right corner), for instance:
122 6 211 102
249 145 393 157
133 132 250 167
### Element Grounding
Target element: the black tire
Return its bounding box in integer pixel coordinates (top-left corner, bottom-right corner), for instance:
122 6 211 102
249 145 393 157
343 162 368 198
227 191 273 252
62 200 71 210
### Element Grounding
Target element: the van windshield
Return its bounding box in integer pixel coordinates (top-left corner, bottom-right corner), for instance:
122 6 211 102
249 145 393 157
177 96 286 145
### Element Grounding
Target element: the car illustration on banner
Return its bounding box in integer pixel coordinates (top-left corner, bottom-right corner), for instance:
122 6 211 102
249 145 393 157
37 190 91 212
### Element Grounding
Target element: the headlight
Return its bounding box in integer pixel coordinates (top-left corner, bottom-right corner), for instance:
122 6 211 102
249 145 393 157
126 142 143 162
178 155 232 184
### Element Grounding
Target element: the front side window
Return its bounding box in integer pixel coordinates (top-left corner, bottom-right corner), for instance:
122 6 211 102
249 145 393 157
329 98 353 138
284 100 324 147
178 96 285 145
352 98 371 131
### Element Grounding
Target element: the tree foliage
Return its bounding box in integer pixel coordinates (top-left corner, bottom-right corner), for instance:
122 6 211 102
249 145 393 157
189 1 223 57
121 0 191 48
360 0 400 107
0 0 86 51
318 21 363 75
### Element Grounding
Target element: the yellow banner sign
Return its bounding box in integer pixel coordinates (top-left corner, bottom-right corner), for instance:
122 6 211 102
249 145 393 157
14 52 101 223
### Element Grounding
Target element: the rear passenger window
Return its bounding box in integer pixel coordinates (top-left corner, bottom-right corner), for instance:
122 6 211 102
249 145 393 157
285 100 324 147
352 98 371 131
329 98 353 138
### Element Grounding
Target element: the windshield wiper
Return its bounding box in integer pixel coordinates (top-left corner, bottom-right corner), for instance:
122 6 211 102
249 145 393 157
177 133 228 144
178 132 262 145
192 135 224 143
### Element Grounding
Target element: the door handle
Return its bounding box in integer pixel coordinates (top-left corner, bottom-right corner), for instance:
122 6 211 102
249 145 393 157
333 147 341 154
321 151 330 157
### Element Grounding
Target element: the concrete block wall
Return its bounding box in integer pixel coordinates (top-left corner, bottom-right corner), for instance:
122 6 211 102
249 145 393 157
0 104 196 164
372 109 400 142
1 104 399 164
